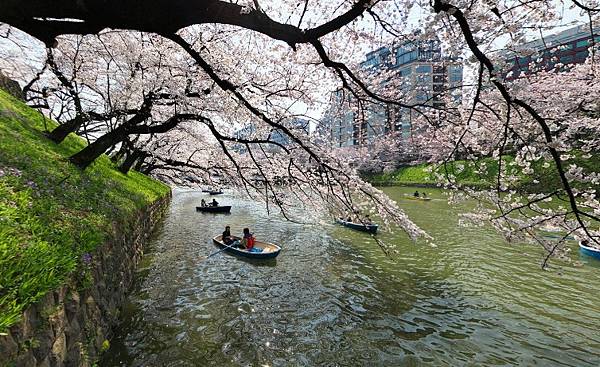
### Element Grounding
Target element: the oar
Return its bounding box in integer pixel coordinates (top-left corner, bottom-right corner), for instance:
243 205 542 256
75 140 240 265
206 240 238 259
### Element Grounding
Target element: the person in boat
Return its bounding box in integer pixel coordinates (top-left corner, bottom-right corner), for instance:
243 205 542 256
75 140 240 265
421 192 427 198
364 215 373 224
222 225 233 245
211 198 219 207
200 199 207 207
240 227 255 250
413 191 420 197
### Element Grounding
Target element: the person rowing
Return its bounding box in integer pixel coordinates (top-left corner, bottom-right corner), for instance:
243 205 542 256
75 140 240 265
211 198 219 207
222 225 233 245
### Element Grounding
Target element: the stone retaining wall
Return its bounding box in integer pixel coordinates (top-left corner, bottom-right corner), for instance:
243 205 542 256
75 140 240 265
0 193 171 367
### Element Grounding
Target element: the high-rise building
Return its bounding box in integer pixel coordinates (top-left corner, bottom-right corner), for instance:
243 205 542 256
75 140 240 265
233 118 309 152
501 24 600 79
322 38 463 147
269 118 309 146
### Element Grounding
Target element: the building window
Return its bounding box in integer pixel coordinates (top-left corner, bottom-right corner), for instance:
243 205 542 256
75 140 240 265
575 51 588 61
576 39 589 48
416 75 431 84
396 49 418 66
560 55 573 64
416 65 432 73
399 67 412 77
416 93 428 102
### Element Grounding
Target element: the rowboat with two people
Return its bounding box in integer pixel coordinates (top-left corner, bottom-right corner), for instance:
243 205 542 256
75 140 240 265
197 198 230 213
404 191 432 201
404 196 432 201
212 234 281 259
196 205 231 213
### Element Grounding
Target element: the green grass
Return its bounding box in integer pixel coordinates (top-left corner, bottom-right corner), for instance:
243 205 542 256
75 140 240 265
363 161 500 188
0 89 170 332
365 155 598 192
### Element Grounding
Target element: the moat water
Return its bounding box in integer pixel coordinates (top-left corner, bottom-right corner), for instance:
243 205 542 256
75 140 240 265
101 187 600 366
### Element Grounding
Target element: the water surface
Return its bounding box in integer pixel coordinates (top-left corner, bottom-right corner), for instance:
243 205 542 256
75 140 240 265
101 187 600 366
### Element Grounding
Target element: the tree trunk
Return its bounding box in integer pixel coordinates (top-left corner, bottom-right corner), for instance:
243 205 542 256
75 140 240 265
110 143 128 163
141 163 157 175
119 150 142 174
48 116 82 143
69 128 125 169
133 152 149 171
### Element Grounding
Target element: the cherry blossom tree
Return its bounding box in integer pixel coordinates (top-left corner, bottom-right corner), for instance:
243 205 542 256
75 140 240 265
1 0 599 260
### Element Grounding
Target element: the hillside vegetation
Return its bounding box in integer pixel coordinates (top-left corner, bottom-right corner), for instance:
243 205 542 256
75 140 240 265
365 155 600 195
0 89 170 331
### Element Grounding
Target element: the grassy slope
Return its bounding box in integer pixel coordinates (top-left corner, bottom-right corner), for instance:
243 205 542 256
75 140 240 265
364 160 505 188
0 89 170 331
365 154 599 194
364 157 568 191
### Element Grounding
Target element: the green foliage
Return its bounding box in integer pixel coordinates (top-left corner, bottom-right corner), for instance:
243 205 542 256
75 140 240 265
101 339 110 352
0 89 170 332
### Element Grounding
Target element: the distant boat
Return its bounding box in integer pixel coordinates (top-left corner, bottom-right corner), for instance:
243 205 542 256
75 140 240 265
208 190 223 195
579 241 600 260
336 219 378 234
196 205 231 213
212 235 281 259
403 194 431 201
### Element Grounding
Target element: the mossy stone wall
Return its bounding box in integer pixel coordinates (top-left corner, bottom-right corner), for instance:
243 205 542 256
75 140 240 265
0 193 170 367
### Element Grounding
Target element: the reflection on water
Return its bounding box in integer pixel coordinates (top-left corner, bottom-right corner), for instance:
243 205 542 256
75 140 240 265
101 187 600 366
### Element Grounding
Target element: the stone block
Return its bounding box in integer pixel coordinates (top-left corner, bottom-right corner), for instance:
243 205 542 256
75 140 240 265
65 318 81 348
14 351 36 367
0 332 19 362
38 355 51 367
51 331 67 366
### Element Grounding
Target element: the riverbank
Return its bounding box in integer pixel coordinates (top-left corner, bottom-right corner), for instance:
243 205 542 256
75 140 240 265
0 88 171 365
363 158 577 192
362 161 498 188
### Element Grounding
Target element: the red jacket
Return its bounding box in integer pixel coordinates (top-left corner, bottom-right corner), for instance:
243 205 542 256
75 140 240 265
245 234 255 249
